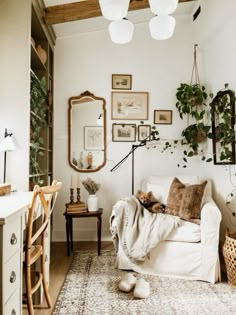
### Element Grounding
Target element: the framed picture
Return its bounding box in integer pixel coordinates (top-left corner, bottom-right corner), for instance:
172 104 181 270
84 126 104 150
138 125 151 141
112 124 136 142
154 110 172 125
112 74 132 90
111 91 149 120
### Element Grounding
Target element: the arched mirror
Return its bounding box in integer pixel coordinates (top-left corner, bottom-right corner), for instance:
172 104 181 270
68 91 106 172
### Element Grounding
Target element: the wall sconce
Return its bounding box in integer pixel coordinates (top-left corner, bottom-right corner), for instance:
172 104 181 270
0 128 16 183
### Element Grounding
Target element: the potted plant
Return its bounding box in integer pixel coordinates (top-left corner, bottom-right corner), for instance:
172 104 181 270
82 177 101 211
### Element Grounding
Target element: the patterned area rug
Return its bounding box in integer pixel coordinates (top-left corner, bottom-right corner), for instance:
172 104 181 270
53 250 236 315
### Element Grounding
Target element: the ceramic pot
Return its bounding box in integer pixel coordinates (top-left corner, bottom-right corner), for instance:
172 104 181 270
36 45 47 65
87 194 98 212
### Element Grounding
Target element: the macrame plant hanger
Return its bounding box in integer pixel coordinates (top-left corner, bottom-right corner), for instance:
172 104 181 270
190 43 200 86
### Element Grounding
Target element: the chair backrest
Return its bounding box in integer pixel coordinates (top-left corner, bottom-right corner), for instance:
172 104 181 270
26 180 62 249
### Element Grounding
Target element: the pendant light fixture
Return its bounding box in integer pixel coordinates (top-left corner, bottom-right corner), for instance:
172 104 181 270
99 0 130 21
148 0 178 15
149 15 176 40
109 18 134 44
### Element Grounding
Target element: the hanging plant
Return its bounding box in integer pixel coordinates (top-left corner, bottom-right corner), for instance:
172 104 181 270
208 84 236 164
175 44 212 165
30 72 48 185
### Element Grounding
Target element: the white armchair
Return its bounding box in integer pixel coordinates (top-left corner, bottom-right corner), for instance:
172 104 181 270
110 175 222 284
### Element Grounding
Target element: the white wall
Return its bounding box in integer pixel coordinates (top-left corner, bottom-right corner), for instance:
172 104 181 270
53 0 236 242
193 0 236 237
0 0 31 190
53 14 201 241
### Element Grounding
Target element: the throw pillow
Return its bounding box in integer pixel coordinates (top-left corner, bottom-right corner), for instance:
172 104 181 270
165 177 207 221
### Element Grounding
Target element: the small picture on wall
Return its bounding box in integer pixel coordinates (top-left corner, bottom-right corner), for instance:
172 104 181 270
154 110 172 125
112 74 132 90
84 126 104 150
111 91 149 120
138 125 151 141
112 124 136 142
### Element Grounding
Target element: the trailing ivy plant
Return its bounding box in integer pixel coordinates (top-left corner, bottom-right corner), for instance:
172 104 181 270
30 72 47 185
208 84 236 164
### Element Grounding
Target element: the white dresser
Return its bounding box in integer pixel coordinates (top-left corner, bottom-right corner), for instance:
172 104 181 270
0 192 32 315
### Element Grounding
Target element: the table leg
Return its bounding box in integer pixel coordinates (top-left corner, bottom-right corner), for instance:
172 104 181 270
97 214 102 255
65 216 70 256
69 217 73 253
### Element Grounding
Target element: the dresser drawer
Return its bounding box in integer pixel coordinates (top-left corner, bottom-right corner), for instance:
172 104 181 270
3 217 21 263
5 288 21 315
3 250 21 304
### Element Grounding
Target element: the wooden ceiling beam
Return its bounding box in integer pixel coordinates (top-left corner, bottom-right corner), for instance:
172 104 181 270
45 0 194 25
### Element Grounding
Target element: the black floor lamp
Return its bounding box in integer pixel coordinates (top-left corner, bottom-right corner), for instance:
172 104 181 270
0 128 16 183
110 141 147 195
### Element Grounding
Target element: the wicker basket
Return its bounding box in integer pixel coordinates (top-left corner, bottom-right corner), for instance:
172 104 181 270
222 229 236 287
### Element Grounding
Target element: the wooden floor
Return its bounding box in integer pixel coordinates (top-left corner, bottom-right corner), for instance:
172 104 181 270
22 241 113 315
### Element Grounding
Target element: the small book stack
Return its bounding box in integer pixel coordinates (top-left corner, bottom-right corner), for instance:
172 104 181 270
66 201 87 213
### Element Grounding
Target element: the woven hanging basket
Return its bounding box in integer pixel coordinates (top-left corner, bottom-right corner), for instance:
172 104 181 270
222 229 236 287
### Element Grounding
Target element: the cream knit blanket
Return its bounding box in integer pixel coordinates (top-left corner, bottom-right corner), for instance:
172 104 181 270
110 196 180 264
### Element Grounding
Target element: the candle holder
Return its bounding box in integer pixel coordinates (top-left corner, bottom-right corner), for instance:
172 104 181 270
70 188 74 204
76 188 81 203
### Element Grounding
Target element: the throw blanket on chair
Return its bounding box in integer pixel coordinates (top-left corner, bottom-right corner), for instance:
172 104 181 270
110 196 180 264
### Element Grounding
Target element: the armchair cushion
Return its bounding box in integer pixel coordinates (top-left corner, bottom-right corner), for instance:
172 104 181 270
165 177 207 221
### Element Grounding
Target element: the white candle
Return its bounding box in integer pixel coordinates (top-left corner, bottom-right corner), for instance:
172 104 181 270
77 174 80 188
70 175 73 188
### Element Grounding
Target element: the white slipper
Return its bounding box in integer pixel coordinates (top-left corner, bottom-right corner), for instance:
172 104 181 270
133 278 150 299
118 273 137 292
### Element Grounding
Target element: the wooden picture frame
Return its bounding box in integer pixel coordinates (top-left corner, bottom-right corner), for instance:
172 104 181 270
112 124 136 142
154 110 172 125
84 126 104 150
138 125 151 141
112 74 132 90
111 91 149 120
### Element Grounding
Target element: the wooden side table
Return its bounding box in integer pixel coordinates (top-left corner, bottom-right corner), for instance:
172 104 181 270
63 208 103 256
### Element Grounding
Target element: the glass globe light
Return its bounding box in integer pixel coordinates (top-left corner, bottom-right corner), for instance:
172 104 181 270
149 0 178 15
149 15 176 40
99 0 130 21
108 19 134 44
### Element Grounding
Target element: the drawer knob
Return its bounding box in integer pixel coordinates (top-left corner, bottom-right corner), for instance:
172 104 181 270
11 309 16 315
10 233 17 245
10 271 16 283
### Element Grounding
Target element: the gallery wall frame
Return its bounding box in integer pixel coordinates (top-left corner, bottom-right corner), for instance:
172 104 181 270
84 126 104 150
111 91 149 120
138 125 151 141
112 124 136 142
112 74 132 90
154 110 172 125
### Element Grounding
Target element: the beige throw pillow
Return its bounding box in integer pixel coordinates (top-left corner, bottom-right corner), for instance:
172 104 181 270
165 177 207 221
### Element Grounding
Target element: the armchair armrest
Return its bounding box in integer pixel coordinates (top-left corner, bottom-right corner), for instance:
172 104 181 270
201 198 222 245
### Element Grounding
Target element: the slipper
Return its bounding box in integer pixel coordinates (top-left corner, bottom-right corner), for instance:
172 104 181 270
133 278 150 299
118 273 137 292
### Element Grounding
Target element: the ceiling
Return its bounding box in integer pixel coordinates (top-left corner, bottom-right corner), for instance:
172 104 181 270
43 0 197 38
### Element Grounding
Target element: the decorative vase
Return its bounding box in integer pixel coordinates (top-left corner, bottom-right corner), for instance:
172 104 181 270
36 45 47 65
87 194 98 212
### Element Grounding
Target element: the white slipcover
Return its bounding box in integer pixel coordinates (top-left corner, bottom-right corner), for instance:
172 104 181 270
111 175 222 284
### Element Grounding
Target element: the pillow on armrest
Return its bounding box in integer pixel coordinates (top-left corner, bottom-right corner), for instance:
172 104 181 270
165 177 207 221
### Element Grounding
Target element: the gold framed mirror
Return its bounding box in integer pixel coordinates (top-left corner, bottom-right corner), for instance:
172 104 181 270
68 91 106 172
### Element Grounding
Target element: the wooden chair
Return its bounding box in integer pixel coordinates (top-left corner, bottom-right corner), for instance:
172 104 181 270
23 180 62 315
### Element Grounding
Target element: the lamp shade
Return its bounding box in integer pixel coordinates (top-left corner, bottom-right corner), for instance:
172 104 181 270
108 19 134 44
149 0 178 15
149 15 176 40
99 0 130 21
0 135 16 152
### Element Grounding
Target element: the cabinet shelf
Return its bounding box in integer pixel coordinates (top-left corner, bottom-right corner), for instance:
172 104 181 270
31 44 47 71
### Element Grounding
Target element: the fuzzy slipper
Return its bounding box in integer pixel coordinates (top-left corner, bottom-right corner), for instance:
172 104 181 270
133 278 150 299
118 273 137 292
